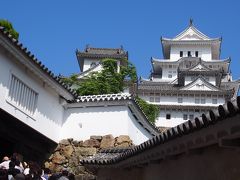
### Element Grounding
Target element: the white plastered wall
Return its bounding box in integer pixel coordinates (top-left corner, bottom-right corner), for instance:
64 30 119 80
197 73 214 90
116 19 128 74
170 44 212 61
61 105 152 145
0 51 64 142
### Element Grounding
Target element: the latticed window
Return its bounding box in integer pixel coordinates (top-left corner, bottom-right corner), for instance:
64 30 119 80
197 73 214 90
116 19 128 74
8 75 38 115
201 98 206 104
178 97 183 103
212 98 217 104
183 114 188 120
189 114 194 120
155 97 160 102
149 97 154 102
195 98 200 104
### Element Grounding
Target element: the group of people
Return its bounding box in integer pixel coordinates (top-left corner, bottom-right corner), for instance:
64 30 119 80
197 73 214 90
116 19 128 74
0 153 75 180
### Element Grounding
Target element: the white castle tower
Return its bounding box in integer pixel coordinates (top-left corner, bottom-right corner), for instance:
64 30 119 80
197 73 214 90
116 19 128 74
138 20 240 127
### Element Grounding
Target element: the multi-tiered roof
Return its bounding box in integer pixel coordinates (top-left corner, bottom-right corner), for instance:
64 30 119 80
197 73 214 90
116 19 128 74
139 21 239 100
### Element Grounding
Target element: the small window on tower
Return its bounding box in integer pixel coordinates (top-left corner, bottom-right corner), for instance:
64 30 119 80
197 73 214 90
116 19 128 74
178 97 183 103
195 51 199 57
155 97 160 102
149 97 154 102
183 114 188 120
188 51 191 57
180 51 183 57
201 99 206 104
212 99 217 104
195 98 200 104
166 114 171 120
189 114 194 120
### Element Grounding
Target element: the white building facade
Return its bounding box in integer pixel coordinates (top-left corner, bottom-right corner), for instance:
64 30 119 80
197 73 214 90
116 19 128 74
0 27 158 156
76 46 128 78
138 21 240 127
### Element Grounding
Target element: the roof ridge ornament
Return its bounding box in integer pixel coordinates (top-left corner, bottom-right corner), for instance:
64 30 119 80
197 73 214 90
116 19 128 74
189 18 193 27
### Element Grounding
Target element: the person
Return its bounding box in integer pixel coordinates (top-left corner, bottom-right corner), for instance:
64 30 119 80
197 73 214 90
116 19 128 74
0 156 10 169
8 162 20 180
23 161 44 180
42 168 51 180
14 173 25 180
0 168 8 180
15 160 24 173
68 173 75 180
58 169 69 180
23 161 33 176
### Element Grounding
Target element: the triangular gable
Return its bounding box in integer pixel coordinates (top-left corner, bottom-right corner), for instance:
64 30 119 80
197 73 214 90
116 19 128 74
180 77 220 91
188 62 212 72
77 63 103 79
174 25 210 41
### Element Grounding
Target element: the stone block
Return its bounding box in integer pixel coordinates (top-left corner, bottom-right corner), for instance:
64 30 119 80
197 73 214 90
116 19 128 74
116 135 131 144
90 135 102 141
115 142 131 148
61 145 74 158
59 139 71 146
83 139 100 148
75 147 97 156
100 134 115 149
69 156 80 167
52 151 66 164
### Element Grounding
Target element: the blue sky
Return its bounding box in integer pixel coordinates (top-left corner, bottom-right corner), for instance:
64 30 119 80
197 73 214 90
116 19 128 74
1 0 240 80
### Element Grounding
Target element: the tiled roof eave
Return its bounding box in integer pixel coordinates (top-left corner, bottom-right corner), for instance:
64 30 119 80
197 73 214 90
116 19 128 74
161 38 221 44
77 53 127 59
178 70 221 74
137 88 233 95
151 57 230 64
71 93 132 103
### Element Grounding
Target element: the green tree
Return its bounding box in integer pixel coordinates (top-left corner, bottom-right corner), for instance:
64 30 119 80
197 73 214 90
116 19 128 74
61 74 79 86
135 96 159 124
74 58 137 96
0 19 19 39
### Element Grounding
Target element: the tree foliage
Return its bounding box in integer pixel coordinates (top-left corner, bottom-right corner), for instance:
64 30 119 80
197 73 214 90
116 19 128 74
61 74 79 86
135 96 159 124
62 58 137 96
0 19 19 39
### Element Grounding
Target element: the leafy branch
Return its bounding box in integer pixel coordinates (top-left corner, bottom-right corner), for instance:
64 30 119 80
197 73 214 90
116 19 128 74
135 96 159 124
0 19 19 39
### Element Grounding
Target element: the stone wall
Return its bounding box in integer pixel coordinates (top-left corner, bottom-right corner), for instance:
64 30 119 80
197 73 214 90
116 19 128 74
44 134 133 178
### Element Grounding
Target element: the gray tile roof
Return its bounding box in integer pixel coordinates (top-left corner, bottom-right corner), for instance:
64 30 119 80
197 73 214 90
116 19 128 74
81 96 240 166
76 46 128 59
73 93 132 103
138 78 237 97
83 148 131 164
